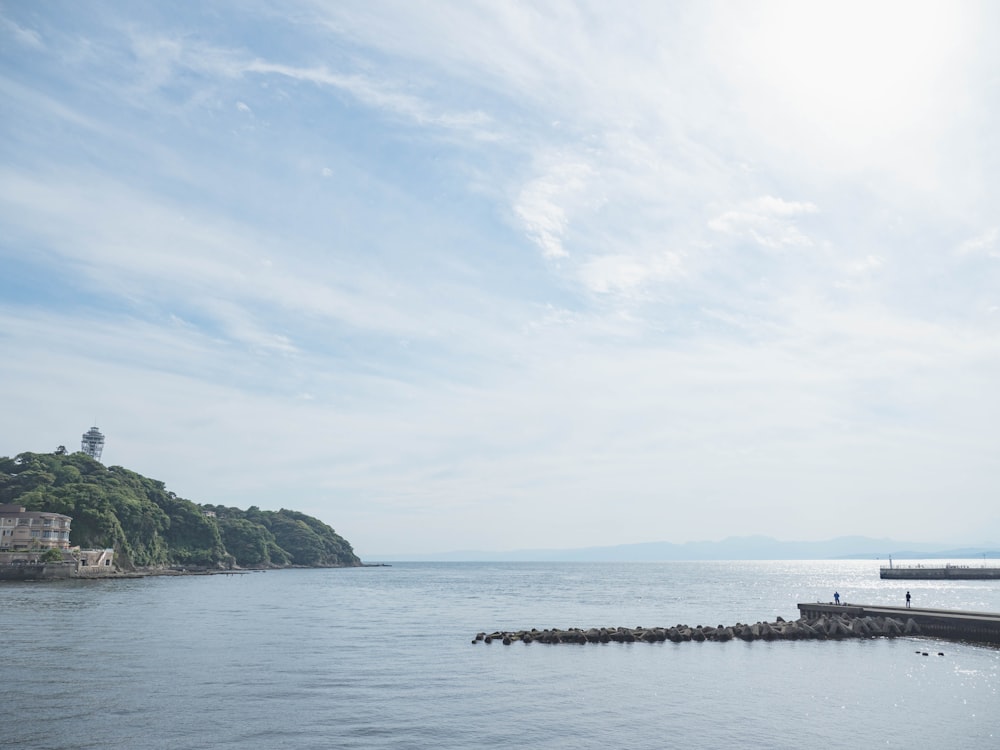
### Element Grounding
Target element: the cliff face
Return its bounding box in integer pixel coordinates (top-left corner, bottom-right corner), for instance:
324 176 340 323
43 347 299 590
0 452 361 569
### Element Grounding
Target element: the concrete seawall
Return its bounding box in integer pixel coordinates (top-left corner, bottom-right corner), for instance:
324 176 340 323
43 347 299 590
0 562 82 581
798 603 1000 644
0 562 122 581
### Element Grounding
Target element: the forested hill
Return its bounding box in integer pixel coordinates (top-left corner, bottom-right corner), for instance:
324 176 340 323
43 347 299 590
0 451 361 569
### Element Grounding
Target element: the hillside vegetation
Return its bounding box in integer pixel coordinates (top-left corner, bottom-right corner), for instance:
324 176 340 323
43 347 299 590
0 451 361 569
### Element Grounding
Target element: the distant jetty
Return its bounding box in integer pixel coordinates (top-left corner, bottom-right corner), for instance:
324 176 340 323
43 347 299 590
879 564 1000 580
475 603 1000 646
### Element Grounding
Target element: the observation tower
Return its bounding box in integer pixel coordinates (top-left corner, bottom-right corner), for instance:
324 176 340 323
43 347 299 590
81 426 105 461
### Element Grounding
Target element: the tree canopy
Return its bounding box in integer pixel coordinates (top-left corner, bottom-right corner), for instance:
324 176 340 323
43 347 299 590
0 451 361 569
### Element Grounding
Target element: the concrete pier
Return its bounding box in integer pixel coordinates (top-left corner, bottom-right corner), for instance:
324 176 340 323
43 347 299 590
798 603 1000 644
879 565 1000 580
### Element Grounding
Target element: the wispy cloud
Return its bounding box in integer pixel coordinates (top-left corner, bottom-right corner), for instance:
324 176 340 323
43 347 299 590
0 75 106 133
1 15 44 49
577 252 683 296
243 59 495 134
513 157 594 259
708 196 818 249
120 28 497 138
956 228 999 258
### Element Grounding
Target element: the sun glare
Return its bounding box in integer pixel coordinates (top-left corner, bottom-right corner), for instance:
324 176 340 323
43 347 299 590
721 1 973 163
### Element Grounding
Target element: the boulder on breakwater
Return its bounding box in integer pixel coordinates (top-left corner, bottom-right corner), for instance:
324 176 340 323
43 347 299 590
472 613 919 645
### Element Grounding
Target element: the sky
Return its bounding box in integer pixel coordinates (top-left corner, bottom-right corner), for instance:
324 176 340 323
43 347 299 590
1 1 998 558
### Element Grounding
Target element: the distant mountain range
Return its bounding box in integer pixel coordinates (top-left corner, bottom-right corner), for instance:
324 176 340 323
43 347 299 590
369 535 1000 562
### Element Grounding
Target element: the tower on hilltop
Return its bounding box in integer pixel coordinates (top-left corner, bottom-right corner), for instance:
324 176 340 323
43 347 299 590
81 425 105 461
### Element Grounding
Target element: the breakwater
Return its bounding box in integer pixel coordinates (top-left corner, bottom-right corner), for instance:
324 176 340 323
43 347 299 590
879 565 1000 580
798 603 1000 644
473 611 921 645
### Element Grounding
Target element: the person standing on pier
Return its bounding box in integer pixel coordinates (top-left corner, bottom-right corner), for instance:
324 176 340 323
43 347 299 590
834 591 840 605
906 591 911 608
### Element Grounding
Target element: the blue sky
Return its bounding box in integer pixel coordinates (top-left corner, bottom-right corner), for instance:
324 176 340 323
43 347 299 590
2 1 998 557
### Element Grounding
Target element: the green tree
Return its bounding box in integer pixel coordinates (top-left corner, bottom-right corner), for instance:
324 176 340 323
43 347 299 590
0 450 361 569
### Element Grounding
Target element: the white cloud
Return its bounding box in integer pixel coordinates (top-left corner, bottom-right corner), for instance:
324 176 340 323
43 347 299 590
834 254 886 291
578 252 683 295
241 59 495 134
752 196 819 218
847 255 885 276
0 76 106 133
0 166 464 347
102 25 503 142
513 158 594 259
708 195 818 249
2 17 44 49
956 228 999 258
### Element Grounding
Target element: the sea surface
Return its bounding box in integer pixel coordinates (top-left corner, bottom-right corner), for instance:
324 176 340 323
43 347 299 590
2 560 998 749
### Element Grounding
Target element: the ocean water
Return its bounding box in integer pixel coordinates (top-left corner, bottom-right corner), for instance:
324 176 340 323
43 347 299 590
2 560 998 749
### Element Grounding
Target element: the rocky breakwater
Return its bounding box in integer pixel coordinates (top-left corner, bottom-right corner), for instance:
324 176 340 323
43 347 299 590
473 612 921 645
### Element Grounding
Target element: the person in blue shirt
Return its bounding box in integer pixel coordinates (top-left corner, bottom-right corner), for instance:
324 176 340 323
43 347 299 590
834 591 840 605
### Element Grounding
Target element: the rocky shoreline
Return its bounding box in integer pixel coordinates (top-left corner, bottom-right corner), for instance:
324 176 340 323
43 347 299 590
473 611 922 645
0 561 378 581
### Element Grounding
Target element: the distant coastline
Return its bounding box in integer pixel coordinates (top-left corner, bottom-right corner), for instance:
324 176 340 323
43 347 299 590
369 535 1000 563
